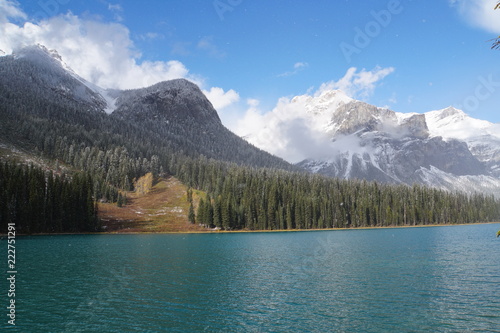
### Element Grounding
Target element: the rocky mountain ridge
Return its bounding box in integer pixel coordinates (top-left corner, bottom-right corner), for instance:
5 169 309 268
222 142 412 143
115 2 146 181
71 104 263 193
245 89 500 197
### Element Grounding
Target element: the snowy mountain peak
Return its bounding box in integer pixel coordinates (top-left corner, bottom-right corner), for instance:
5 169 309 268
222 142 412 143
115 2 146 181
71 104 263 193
291 89 352 114
316 89 352 104
112 78 221 124
438 106 465 119
13 44 68 70
244 85 500 197
147 78 206 102
426 106 466 124
5 44 116 113
425 107 493 140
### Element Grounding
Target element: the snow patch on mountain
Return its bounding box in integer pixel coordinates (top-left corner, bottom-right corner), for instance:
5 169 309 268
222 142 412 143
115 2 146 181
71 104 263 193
245 90 500 197
425 106 500 177
291 89 353 133
418 166 500 198
75 78 118 114
425 106 498 141
12 45 118 114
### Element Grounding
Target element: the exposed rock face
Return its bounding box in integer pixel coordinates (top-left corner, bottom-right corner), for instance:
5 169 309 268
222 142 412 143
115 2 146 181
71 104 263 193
400 114 428 139
299 135 483 183
112 79 221 124
329 101 429 140
425 106 500 179
293 100 500 197
331 102 383 135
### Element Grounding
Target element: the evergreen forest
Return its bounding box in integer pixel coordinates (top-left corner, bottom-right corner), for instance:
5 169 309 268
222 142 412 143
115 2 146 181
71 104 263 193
0 162 98 234
1 50 499 234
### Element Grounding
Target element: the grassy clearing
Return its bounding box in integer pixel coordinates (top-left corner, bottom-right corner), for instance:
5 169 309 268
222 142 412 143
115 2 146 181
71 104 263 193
99 176 207 233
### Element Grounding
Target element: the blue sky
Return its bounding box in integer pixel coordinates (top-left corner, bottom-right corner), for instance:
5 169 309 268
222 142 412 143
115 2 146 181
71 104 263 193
1 0 500 130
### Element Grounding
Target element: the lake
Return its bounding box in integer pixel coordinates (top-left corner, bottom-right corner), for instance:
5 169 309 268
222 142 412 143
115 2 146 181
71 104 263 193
3 223 500 332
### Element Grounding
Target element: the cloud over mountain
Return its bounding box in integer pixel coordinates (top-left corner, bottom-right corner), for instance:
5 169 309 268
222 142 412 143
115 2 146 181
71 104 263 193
235 66 394 163
0 0 238 110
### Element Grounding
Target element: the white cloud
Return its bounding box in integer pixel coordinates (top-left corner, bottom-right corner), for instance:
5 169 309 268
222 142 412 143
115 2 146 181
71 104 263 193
0 0 25 23
138 32 163 41
202 87 240 110
451 0 500 33
0 2 240 112
0 8 198 90
247 98 260 107
108 4 123 12
235 95 342 163
278 61 309 77
318 66 395 100
235 66 394 163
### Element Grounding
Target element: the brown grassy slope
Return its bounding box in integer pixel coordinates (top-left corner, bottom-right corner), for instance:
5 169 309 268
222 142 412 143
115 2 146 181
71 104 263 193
99 176 206 233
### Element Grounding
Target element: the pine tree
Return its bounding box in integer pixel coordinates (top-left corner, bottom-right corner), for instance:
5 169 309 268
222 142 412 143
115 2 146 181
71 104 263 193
188 203 195 224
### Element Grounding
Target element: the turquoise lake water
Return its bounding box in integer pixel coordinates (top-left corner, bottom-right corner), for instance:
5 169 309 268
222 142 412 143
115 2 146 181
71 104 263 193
2 223 500 332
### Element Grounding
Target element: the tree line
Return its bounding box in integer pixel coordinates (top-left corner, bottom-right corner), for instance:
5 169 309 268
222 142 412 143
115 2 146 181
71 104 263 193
184 159 500 230
1 54 500 233
0 162 99 234
3 109 499 232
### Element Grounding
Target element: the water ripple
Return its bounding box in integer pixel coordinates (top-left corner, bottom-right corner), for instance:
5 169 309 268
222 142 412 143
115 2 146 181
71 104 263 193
7 224 500 332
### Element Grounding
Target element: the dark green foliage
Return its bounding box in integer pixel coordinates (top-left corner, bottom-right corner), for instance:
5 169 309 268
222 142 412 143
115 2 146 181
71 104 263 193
117 193 127 207
1 51 499 233
0 162 99 234
172 158 500 231
188 203 196 224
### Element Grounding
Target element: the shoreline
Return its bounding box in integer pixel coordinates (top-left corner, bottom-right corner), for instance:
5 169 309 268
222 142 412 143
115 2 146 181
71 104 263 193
3 221 500 237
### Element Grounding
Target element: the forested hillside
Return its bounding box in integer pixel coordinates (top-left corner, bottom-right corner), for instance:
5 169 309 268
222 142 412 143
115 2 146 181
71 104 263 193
175 158 500 230
0 45 499 234
0 162 98 234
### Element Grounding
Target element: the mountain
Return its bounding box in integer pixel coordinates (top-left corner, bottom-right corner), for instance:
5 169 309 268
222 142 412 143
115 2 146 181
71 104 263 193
0 44 110 113
425 107 500 177
1 45 499 233
0 44 293 172
245 91 500 197
112 79 220 123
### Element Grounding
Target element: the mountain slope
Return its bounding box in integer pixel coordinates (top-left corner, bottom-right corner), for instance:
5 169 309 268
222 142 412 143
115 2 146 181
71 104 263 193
0 44 293 172
1 44 499 233
0 44 109 113
245 92 500 197
426 107 500 177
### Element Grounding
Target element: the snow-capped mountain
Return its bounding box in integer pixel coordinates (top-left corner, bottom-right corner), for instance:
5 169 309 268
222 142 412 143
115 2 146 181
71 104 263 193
245 91 500 197
2 44 498 197
7 44 115 113
425 107 500 177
